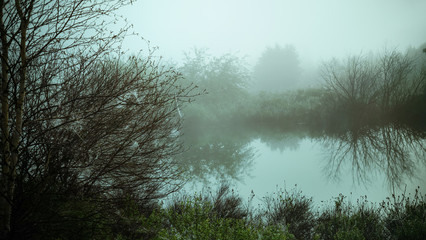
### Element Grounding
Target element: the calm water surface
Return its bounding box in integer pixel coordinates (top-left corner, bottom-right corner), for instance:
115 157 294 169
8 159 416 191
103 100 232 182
236 138 425 205
180 131 426 206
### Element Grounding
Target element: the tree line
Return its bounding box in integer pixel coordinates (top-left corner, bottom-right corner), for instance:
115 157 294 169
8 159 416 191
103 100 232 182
177 46 426 188
180 45 426 133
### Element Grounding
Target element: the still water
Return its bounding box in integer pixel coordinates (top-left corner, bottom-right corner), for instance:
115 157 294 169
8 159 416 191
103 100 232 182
236 138 425 206
179 126 426 206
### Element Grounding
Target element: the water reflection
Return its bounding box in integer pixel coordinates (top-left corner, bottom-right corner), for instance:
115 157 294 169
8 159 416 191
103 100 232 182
259 132 305 152
178 120 425 189
322 124 425 188
178 141 255 183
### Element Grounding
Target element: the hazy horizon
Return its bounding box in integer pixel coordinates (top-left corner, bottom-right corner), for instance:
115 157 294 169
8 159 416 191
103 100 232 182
121 0 426 68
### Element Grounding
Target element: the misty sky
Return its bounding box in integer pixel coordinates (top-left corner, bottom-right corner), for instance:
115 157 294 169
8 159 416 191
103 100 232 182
121 0 426 67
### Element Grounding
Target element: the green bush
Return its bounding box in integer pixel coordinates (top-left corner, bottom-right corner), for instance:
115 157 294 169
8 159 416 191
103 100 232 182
314 194 385 240
384 188 426 240
53 184 425 240
262 186 315 239
150 195 294 240
132 186 426 240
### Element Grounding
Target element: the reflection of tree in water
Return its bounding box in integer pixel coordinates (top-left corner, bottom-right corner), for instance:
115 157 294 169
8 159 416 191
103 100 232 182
322 125 425 188
177 125 314 183
177 140 255 183
260 134 302 152
248 124 312 152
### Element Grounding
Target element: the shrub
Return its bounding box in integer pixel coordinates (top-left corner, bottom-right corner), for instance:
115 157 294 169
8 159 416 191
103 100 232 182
383 187 426 240
262 186 315 239
109 185 426 240
154 195 261 240
141 184 296 240
314 194 385 240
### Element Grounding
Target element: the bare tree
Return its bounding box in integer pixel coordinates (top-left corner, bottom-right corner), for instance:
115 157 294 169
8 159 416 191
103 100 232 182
320 49 425 125
16 53 194 238
0 1 195 238
320 48 426 189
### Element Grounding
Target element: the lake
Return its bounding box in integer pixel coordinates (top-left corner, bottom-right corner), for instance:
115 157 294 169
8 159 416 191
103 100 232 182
178 124 426 207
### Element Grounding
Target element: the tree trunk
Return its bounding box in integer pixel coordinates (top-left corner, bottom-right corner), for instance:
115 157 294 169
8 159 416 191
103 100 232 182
0 0 31 237
0 0 11 237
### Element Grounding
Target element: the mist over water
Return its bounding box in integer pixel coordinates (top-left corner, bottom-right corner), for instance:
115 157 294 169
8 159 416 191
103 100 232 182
120 1 426 203
172 47 426 205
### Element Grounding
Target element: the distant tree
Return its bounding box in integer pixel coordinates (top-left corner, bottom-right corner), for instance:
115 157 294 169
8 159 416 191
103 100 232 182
181 49 249 102
0 0 194 238
320 49 425 126
316 48 426 186
179 49 250 122
406 42 426 68
253 44 302 92
177 49 253 183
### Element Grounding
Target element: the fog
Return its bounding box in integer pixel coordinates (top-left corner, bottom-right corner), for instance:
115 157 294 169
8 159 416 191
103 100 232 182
4 1 426 237
122 0 426 67
118 0 426 204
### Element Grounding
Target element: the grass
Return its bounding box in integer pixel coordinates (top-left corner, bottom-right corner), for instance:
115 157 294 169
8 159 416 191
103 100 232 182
107 184 424 240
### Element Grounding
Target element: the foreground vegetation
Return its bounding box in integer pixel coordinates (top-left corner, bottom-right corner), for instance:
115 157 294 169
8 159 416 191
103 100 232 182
65 184 424 240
